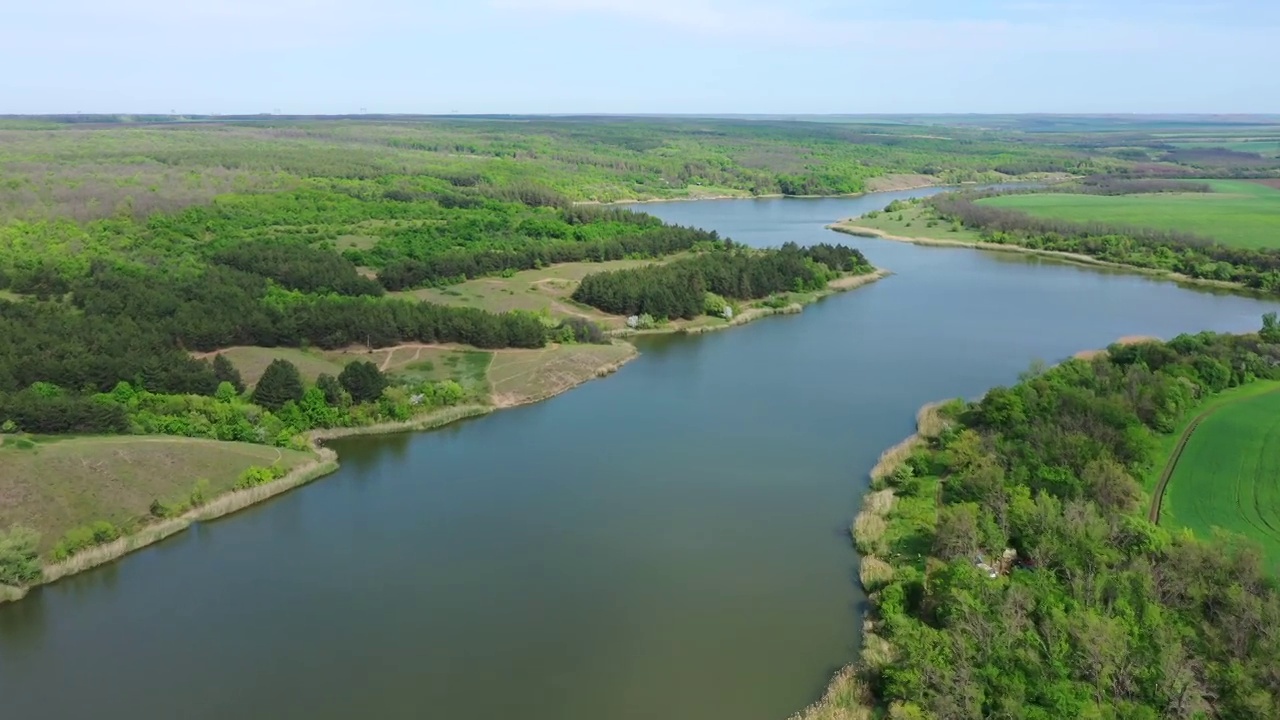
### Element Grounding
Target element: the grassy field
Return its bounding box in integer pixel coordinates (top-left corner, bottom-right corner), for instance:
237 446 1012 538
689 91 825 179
392 258 678 329
1144 381 1280 493
1163 387 1280 571
0 435 314 555
488 343 636 407
838 203 986 243
978 180 1280 249
204 345 493 389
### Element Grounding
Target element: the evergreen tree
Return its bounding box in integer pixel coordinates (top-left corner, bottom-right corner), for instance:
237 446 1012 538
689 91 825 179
212 354 246 394
339 361 388 404
251 359 304 411
316 373 345 407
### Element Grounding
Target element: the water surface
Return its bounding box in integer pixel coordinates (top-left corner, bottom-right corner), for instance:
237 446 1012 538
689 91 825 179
2 189 1277 720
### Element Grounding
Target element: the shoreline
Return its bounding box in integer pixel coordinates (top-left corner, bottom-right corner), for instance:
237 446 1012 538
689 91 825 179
611 269 892 338
831 222 1253 294
0 267 890 603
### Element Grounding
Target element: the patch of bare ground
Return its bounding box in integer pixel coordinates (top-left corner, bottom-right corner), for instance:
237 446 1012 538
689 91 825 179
864 174 939 192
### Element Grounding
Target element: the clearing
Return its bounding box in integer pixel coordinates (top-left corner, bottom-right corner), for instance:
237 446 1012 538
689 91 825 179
488 342 636 408
199 345 492 390
977 180 1280 249
391 258 681 329
0 435 314 555
1159 384 1280 572
837 203 986 244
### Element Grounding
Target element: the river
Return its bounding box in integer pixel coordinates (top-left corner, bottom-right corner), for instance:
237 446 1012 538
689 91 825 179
2 188 1277 720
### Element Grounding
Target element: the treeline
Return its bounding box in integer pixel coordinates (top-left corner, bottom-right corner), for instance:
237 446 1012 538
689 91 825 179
571 243 870 319
927 192 1280 291
211 241 384 297
1074 176 1212 195
857 326 1280 717
377 225 721 290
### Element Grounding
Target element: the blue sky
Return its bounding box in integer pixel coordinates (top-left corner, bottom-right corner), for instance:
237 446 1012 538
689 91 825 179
4 0 1277 114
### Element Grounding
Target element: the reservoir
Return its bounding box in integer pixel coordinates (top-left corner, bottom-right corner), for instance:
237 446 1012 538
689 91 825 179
2 189 1277 720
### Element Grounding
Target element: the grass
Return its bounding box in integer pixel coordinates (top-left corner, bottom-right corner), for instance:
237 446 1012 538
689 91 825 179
0 435 314 555
978 180 1280 249
391 257 682 329
487 342 637 407
1143 381 1280 493
202 345 493 389
839 203 985 243
1163 387 1280 572
0 290 20 302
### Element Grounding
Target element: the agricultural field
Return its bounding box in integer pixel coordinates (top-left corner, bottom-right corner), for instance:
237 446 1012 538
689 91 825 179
0 435 314 554
978 180 1280 249
393 258 675 328
1163 387 1280 571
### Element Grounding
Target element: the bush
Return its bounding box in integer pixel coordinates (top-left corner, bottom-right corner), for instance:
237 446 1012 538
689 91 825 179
234 464 288 490
0 525 42 586
52 520 120 561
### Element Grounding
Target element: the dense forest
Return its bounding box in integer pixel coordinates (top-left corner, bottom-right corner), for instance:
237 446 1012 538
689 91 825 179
571 243 871 319
852 326 1280 717
922 191 1280 291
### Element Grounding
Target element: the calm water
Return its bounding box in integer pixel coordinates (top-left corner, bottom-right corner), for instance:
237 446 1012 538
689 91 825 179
3 189 1278 720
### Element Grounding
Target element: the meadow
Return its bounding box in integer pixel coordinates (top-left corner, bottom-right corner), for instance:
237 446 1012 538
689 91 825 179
978 180 1280 249
1164 387 1280 571
0 435 314 554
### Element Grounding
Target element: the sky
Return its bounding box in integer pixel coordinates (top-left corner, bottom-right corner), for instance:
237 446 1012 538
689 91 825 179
3 0 1278 114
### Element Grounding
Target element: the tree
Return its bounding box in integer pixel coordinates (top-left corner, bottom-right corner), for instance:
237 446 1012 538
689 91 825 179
316 373 345 406
212 354 245 394
1261 312 1280 344
339 361 388 403
251 359 304 411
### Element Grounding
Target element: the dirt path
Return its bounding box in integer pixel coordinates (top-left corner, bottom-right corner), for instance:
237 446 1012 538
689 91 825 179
1148 388 1280 524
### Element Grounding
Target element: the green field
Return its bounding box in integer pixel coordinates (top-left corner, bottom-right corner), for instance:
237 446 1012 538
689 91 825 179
978 180 1280 249
0 436 315 555
394 258 675 328
1164 388 1280 571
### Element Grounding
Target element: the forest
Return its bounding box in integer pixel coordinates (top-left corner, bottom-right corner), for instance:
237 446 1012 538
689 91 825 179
853 326 1280 717
570 243 871 319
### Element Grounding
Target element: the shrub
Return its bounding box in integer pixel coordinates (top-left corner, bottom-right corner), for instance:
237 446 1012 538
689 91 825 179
52 520 120 561
234 464 288 490
0 525 42 586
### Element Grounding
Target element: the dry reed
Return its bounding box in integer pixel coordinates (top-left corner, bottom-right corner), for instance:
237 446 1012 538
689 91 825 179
787 665 875 720
852 512 887 555
862 489 896 517
858 556 894 592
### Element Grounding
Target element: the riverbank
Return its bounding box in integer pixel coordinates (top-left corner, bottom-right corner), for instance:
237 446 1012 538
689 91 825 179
0 341 648 603
831 222 1252 294
793 400 955 720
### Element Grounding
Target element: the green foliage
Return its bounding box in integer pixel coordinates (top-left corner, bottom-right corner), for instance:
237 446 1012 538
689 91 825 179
573 243 869 320
52 520 120 561
703 292 730 318
251 359 304 411
864 328 1280 717
212 354 245 394
234 464 288 490
0 525 42 586
338 360 388 403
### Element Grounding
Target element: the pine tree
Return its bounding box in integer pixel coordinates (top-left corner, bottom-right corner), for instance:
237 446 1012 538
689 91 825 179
212 354 245 394
251 359 304 411
338 361 388 403
316 373 345 406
